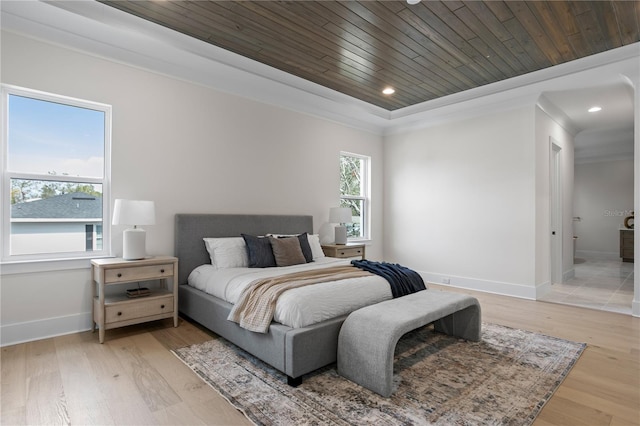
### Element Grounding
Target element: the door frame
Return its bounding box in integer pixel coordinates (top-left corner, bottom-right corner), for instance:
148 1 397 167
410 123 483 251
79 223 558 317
550 139 563 285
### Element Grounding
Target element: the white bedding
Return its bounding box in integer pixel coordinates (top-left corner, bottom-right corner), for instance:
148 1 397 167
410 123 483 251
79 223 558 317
187 257 392 328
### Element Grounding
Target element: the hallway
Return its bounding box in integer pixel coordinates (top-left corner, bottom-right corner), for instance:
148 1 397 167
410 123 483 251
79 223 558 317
540 256 634 315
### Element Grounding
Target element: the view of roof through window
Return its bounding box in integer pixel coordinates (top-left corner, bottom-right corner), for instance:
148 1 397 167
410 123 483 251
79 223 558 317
6 91 107 257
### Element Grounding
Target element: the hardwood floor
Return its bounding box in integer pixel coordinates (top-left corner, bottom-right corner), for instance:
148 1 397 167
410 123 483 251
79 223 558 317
2 286 638 425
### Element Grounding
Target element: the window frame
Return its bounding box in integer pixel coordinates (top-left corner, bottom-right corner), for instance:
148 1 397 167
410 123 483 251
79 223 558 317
1 84 112 264
339 151 371 242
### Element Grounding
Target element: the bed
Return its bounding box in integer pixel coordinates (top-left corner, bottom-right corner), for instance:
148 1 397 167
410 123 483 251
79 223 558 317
176 213 384 385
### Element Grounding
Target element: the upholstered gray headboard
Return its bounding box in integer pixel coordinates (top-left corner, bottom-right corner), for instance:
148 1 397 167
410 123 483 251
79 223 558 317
174 214 313 285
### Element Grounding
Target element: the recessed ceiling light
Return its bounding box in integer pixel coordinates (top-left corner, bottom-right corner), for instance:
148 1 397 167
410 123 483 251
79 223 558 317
382 87 395 95
588 106 602 113
407 0 421 4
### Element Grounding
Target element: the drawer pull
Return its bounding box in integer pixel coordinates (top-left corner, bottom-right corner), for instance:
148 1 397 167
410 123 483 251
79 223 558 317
160 269 165 273
117 273 122 278
161 304 165 309
117 311 122 316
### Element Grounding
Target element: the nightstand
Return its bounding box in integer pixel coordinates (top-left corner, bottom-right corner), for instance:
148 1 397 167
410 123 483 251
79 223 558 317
321 243 366 260
620 229 634 262
91 256 179 343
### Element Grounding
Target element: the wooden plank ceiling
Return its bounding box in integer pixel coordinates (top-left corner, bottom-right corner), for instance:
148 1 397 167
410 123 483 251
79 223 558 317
100 1 639 111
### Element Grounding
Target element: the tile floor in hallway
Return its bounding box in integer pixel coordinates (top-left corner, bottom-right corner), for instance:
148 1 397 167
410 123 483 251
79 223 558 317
540 256 634 315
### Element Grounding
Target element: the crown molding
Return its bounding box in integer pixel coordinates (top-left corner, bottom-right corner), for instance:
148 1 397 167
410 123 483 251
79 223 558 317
384 43 639 135
1 0 390 133
574 126 635 164
2 0 638 136
536 95 580 136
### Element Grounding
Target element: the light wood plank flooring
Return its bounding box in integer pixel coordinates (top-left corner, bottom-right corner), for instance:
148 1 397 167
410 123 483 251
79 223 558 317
2 286 639 426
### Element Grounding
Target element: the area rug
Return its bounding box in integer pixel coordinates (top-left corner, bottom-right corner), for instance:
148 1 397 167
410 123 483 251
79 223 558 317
173 323 585 425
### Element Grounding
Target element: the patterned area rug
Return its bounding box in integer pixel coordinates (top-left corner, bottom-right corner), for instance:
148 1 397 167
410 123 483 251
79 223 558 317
173 323 585 425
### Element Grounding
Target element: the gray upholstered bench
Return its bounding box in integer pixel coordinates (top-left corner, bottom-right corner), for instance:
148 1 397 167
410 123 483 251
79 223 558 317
337 290 481 397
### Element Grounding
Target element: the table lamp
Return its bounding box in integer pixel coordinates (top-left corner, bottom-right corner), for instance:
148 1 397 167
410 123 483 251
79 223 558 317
329 207 352 245
112 199 156 260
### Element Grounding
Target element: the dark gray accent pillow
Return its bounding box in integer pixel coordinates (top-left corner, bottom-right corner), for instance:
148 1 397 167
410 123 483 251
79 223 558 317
278 233 313 263
269 236 306 267
296 233 314 263
242 234 276 268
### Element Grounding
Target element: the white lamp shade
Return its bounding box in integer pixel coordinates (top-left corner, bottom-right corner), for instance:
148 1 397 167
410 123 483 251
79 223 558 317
329 207 351 224
113 199 155 260
112 199 156 226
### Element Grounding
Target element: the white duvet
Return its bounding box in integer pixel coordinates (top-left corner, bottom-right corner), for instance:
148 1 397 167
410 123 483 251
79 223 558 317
187 257 392 328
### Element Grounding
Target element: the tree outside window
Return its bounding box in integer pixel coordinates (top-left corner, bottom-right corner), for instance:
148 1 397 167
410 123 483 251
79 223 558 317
340 152 370 240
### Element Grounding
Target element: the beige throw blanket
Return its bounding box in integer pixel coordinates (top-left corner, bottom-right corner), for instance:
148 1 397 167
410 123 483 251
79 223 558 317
228 266 373 333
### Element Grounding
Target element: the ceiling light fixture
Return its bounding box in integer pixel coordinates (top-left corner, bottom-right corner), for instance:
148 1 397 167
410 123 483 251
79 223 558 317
407 0 421 4
588 106 602 113
382 87 395 95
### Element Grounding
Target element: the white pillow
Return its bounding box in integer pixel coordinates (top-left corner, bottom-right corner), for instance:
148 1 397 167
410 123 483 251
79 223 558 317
203 237 249 269
307 234 325 260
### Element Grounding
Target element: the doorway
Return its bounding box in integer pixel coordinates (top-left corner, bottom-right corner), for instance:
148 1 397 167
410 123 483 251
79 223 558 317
538 81 636 315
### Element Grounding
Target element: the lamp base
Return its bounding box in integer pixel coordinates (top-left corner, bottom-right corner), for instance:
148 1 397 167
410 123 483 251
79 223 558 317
123 228 147 260
334 225 347 245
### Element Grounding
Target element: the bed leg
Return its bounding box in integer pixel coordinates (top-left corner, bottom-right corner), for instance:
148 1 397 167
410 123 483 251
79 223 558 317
287 376 302 387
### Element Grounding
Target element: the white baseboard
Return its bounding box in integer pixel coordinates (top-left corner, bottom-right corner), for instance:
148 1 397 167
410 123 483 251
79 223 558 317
5 274 634 345
420 271 538 300
574 250 619 260
1 312 93 347
563 268 575 281
536 280 552 299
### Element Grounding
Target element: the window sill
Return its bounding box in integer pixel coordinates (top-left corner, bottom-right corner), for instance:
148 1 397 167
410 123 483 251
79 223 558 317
348 238 371 244
1 255 114 275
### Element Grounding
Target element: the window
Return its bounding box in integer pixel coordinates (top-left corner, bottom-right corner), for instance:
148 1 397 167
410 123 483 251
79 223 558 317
339 152 370 240
1 85 111 262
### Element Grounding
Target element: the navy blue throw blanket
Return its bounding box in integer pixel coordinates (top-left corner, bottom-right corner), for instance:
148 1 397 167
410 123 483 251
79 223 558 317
351 259 426 298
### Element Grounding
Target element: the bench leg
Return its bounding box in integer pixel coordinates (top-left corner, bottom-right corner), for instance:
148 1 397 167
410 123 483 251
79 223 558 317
338 334 397 397
287 375 302 387
434 304 482 341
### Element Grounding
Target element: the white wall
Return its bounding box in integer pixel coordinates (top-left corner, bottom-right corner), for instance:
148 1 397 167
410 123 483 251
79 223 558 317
0 31 384 345
383 106 538 298
383 104 575 300
574 159 634 258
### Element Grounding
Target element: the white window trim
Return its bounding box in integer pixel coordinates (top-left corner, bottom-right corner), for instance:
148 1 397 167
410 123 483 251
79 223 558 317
340 151 371 242
1 84 112 266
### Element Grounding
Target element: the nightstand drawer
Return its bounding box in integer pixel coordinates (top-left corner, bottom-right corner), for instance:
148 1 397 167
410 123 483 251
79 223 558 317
105 264 174 284
334 247 364 258
321 243 366 259
105 295 174 324
104 295 173 324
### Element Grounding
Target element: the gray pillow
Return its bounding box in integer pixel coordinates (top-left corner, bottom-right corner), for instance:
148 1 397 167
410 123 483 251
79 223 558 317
278 233 313 263
269 236 306 267
242 234 276 268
